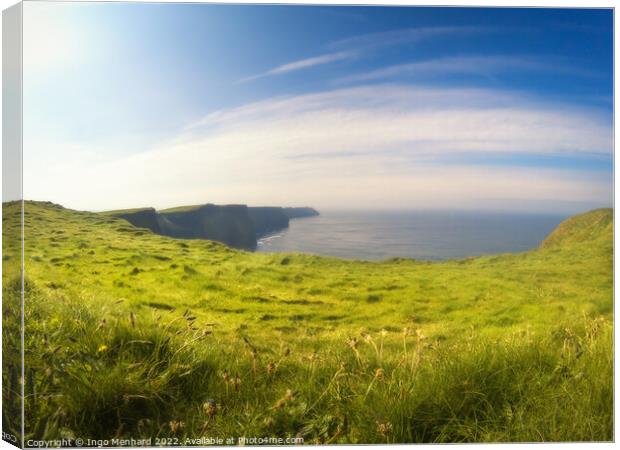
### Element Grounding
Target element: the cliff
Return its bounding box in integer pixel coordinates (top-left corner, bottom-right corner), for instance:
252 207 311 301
160 204 256 249
246 207 320 236
107 204 255 249
105 203 319 250
248 207 290 236
111 208 162 234
283 207 320 219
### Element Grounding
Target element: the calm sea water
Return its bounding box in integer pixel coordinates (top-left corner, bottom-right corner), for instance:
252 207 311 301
256 210 568 261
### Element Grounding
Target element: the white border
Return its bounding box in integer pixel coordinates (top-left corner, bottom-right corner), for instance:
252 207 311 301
0 1 615 449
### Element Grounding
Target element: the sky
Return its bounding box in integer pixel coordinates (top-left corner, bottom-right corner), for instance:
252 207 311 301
20 3 613 213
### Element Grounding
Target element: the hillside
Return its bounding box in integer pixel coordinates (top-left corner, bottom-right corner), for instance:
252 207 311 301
105 203 320 250
541 208 613 250
2 202 613 443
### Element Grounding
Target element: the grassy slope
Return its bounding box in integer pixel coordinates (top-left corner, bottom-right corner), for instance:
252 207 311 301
159 204 205 213
2 201 613 444
99 207 155 216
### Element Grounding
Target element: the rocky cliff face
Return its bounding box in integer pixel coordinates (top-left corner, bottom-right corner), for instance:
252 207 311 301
112 208 162 234
247 207 290 236
160 204 256 249
108 203 318 250
110 204 255 249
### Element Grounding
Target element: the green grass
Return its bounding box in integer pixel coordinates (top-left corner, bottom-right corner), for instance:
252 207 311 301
2 201 613 444
159 204 205 213
99 207 155 216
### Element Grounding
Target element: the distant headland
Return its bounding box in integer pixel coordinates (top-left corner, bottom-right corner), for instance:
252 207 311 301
102 204 319 250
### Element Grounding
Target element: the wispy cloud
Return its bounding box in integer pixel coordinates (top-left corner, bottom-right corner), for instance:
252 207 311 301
26 84 612 212
238 50 357 83
335 55 597 84
183 84 611 157
238 26 496 83
328 26 497 51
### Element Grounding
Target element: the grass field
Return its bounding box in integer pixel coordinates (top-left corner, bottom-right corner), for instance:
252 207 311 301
2 201 613 444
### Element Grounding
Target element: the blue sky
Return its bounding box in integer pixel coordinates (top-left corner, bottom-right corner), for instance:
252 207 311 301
22 3 613 212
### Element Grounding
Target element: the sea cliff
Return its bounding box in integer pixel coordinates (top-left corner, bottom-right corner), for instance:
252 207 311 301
105 203 319 249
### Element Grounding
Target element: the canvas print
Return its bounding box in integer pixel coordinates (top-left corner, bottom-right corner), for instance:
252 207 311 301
2 2 613 447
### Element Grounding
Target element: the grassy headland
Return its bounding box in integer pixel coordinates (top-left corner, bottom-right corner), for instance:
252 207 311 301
102 204 319 251
2 201 613 444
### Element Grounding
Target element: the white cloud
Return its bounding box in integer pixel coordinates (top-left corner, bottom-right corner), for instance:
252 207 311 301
237 26 496 84
238 51 356 83
185 85 611 156
335 56 596 84
24 84 612 212
328 26 497 51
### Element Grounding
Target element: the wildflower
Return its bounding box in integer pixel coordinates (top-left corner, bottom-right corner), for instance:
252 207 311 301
587 316 606 341
402 327 410 337
222 371 230 383
274 389 297 409
376 420 393 436
380 329 388 338
169 420 185 433
348 337 362 364
232 374 241 391
97 344 108 354
363 331 380 357
347 337 359 349
203 399 217 418
308 351 318 363
266 362 277 375
375 368 385 381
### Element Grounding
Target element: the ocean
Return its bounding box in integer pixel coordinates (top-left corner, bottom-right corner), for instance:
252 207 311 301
256 210 568 261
